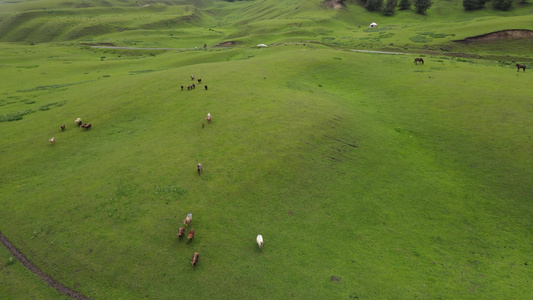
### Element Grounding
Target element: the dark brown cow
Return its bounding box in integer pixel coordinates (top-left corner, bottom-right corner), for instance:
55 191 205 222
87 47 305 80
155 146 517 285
516 64 526 72
414 58 424 65
61 124 65 131
81 123 91 129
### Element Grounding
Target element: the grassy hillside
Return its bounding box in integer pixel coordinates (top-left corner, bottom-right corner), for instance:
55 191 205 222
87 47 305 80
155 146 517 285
1 0 532 299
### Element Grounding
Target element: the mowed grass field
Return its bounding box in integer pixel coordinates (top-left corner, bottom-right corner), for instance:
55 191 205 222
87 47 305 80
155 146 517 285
1 0 533 298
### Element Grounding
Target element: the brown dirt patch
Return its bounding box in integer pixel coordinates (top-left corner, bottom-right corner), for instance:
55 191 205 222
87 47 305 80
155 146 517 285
324 0 345 9
454 29 533 44
214 41 236 47
0 230 89 299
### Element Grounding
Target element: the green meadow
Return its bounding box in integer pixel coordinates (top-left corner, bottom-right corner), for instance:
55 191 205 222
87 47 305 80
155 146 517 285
1 0 532 298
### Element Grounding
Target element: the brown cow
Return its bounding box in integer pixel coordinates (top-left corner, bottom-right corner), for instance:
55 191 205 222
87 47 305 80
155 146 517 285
61 124 65 131
187 229 195 244
177 227 186 240
206 113 212 123
191 252 199 269
81 123 92 129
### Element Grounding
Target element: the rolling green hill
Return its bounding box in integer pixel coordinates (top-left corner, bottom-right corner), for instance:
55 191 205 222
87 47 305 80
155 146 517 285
1 0 532 299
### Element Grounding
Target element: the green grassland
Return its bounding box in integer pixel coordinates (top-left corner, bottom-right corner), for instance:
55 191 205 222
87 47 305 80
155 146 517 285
1 0 532 298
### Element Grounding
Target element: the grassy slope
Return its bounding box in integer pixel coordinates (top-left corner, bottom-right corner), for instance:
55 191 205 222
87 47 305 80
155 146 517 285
1 0 533 298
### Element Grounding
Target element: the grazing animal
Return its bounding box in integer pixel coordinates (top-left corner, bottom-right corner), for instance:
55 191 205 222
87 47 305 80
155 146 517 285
187 229 195 244
61 124 65 131
181 85 184 91
49 137 55 144
197 79 202 83
192 83 196 89
201 122 205 128
197 163 202 175
256 235 264 250
205 85 208 90
516 64 526 72
206 113 212 123
184 213 192 226
75 118 82 126
177 227 186 240
414 58 424 65
191 252 199 269
81 123 91 129
191 75 195 81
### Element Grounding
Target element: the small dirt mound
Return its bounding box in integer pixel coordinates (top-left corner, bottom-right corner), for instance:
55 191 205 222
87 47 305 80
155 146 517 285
214 41 236 47
454 29 533 44
324 0 345 9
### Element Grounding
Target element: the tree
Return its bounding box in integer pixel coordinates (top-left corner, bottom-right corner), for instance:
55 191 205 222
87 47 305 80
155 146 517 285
398 0 412 9
413 0 433 14
366 0 384 11
383 0 399 15
493 0 512 10
463 0 486 10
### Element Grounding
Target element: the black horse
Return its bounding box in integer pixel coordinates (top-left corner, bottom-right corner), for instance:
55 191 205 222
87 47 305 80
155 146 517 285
414 58 424 65
516 64 526 72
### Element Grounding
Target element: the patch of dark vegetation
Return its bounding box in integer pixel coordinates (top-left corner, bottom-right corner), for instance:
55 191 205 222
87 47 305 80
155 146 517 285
0 101 66 122
16 65 39 69
16 80 97 92
154 185 188 201
80 42 115 47
39 101 66 111
0 109 34 122
129 69 157 75
454 29 533 44
331 275 341 282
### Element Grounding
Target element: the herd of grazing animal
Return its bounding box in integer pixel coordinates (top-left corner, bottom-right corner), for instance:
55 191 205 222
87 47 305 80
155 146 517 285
176 211 264 270
49 117 93 145
414 57 527 74
182 75 208 91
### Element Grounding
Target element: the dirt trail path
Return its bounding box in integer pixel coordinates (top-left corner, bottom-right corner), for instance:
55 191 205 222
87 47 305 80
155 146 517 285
0 230 89 300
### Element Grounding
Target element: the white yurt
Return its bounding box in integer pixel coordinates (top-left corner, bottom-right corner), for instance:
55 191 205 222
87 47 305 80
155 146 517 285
369 22 378 28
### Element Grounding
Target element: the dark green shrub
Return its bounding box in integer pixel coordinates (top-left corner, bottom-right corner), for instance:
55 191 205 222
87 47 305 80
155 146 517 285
383 0 399 15
366 0 384 11
413 0 433 14
398 0 411 9
493 0 512 10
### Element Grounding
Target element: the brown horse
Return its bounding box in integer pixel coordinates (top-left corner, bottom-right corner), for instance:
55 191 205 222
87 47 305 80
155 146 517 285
516 64 526 72
414 58 424 65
